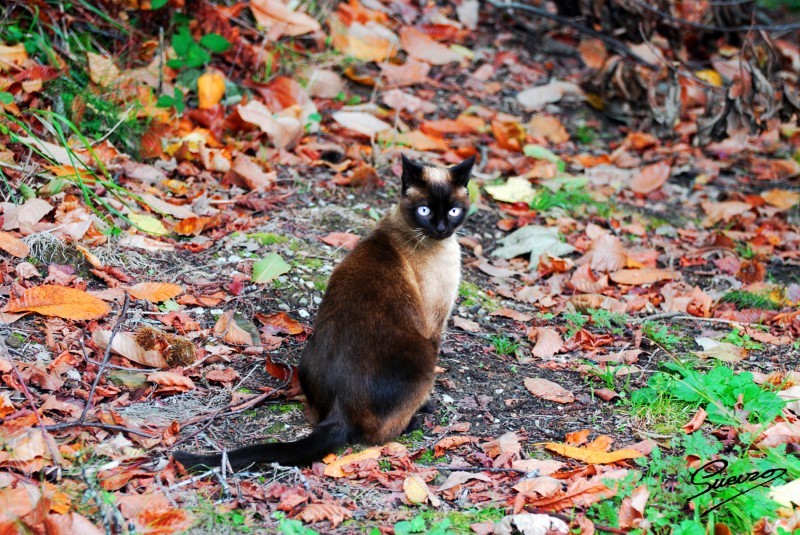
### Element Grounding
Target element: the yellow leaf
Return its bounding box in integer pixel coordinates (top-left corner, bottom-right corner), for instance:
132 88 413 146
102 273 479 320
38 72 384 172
4 285 110 320
0 44 28 69
403 475 429 504
198 71 226 109
545 442 643 464
127 282 184 303
695 69 722 87
128 214 168 236
323 447 381 478
484 177 535 204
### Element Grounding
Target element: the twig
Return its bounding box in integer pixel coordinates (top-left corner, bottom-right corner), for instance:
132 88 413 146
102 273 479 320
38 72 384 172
419 465 529 474
168 468 218 490
484 0 657 69
44 421 157 438
80 292 130 422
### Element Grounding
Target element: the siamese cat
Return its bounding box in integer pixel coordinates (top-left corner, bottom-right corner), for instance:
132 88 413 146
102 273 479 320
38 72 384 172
173 154 475 471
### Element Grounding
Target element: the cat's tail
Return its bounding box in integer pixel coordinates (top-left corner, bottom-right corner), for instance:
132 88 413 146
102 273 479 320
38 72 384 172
172 410 349 472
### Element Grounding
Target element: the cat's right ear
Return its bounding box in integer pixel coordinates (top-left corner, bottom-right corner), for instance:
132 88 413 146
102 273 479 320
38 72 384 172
401 154 424 193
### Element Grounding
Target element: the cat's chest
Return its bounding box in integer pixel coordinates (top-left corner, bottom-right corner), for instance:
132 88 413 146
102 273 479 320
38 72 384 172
412 238 461 337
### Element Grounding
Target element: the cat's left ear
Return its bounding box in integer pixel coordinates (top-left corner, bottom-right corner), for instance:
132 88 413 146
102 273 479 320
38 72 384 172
449 155 475 188
401 154 425 193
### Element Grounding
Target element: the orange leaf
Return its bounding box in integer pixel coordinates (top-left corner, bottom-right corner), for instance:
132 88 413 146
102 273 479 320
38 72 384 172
528 115 569 144
250 0 321 38
545 442 643 464
399 26 463 65
257 312 304 335
213 310 254 346
0 231 29 258
565 429 591 445
197 71 225 109
127 282 184 303
147 371 194 393
323 447 381 477
320 232 360 250
434 435 478 457
4 285 110 320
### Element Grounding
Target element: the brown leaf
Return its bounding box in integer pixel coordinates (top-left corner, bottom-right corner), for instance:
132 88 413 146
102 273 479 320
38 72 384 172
437 471 491 491
231 154 276 191
609 268 680 285
4 285 110 320
629 161 671 194
434 435 478 457
490 307 532 322
618 485 650 529
761 189 800 210
569 265 608 294
513 476 562 498
237 100 302 150
524 377 574 404
44 513 103 535
213 310 254 346
594 388 620 401
578 233 628 272
0 231 29 258
528 328 564 359
87 52 120 87
701 200 752 226
565 429 591 445
453 316 480 333
320 232 359 250
297 503 352 528
92 330 167 368
2 198 54 232
206 367 240 384
379 59 430 87
568 294 626 314
127 282 184 303
147 371 194 393
578 38 608 68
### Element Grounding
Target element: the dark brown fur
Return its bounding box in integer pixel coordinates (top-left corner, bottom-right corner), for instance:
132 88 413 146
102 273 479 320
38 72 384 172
173 155 475 471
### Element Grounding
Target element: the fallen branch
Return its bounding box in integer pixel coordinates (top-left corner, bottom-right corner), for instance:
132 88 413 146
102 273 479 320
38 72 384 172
44 421 157 438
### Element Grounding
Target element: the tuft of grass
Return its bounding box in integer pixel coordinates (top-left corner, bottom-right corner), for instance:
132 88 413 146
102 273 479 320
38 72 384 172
721 328 764 350
641 321 682 350
490 335 520 356
720 289 781 310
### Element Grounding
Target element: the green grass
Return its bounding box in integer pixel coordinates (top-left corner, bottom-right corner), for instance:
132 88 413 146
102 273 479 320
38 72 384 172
249 233 290 246
642 321 683 350
720 328 764 350
458 281 496 312
490 335 520 356
266 402 303 414
720 289 781 311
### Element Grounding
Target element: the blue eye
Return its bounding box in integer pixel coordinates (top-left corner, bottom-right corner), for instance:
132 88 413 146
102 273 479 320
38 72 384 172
448 207 462 217
417 206 430 217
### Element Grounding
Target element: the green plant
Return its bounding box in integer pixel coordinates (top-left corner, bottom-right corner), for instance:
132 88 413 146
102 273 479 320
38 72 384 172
720 289 781 311
393 515 453 535
415 449 436 465
192 501 251 533
156 87 186 115
563 311 589 337
720 328 764 350
641 321 682 350
490 335 520 356
169 24 231 71
589 308 629 335
575 123 597 144
529 184 598 213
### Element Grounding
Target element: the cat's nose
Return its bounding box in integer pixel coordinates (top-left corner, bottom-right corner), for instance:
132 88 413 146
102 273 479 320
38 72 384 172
435 222 447 234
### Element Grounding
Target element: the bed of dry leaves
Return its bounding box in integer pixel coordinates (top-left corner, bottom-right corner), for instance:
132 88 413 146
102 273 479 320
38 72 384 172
1 0 800 533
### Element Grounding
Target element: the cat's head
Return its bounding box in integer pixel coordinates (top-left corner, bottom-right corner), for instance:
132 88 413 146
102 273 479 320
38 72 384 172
399 154 475 240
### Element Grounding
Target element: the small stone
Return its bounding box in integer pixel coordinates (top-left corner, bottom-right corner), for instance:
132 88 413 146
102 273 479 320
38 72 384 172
313 296 322 304
442 394 455 404
297 309 310 318
279 303 290 311
299 297 309 305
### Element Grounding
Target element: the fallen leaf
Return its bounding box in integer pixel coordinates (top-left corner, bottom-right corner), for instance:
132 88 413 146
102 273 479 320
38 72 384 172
252 253 291 284
618 485 650 529
257 312 304 335
491 307 532 322
701 201 752 226
769 477 800 508
320 232 359 250
92 330 167 368
492 225 575 270
495 513 570 535
578 38 608 68
762 189 800 210
681 408 708 433
609 268 680 285
404 475 429 504
695 342 747 362
2 198 54 232
629 161 671 194
438 471 491 491
485 176 535 204
332 111 391 137
127 282 183 303
250 0 321 38
513 476 562 497
330 16 399 62
524 377 574 404
399 26 463 65
528 115 569 144
434 435 478 457
380 58 430 86
453 316 480 333
197 70 225 109
4 285 110 320
231 154 276 191
0 231 29 258
578 233 628 272
237 100 303 150
147 371 194 393
213 310 254 346
517 80 584 111
206 367 240 384
529 328 564 359
323 447 381 477
567 294 627 314
297 503 352 528
545 442 643 464
87 52 120 86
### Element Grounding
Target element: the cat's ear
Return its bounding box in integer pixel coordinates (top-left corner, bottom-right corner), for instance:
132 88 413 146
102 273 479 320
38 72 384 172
449 155 475 188
401 154 425 193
